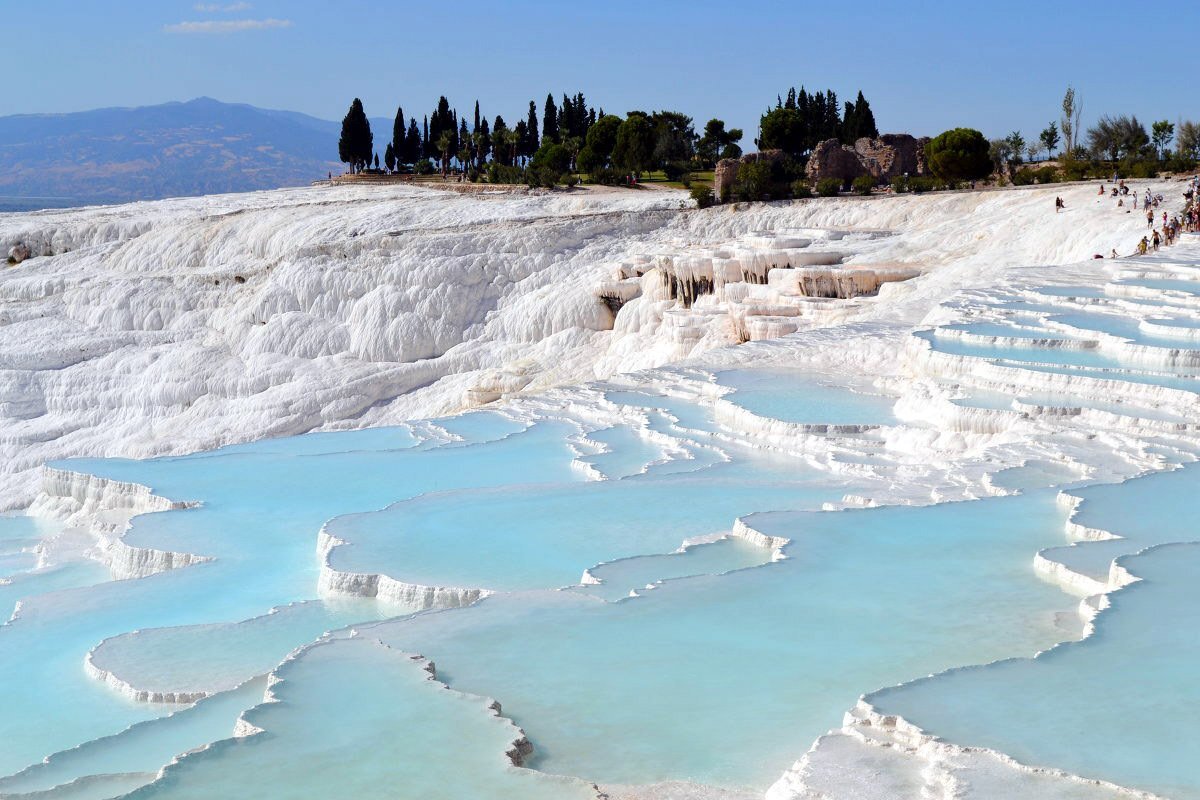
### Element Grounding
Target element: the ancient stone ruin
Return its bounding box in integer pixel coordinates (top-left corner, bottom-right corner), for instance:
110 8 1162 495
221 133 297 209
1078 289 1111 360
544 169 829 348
713 135 930 202
805 134 930 186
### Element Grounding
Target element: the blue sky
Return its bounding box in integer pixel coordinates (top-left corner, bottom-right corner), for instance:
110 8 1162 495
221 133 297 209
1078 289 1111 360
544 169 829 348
5 0 1198 146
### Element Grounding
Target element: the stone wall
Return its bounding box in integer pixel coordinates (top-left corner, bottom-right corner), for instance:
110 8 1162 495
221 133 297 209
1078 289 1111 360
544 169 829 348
805 134 930 186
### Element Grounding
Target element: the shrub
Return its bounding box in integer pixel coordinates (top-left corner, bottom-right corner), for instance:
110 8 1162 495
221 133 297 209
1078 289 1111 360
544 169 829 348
663 161 691 182
1119 159 1159 180
1011 169 1037 186
851 175 876 196
908 176 938 194
560 173 580 188
734 160 773 201
414 159 436 175
791 180 813 199
531 143 571 175
1059 157 1097 181
890 175 911 193
690 185 715 208
926 128 992 182
487 163 526 184
816 178 841 197
586 167 623 186
1034 166 1060 184
1164 154 1199 174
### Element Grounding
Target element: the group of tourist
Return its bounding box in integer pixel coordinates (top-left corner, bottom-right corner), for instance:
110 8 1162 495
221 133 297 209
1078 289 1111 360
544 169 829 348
1133 176 1200 254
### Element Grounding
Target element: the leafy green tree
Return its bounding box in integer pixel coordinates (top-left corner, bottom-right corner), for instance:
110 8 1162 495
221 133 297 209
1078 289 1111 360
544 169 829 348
1061 87 1081 155
1177 121 1200 158
1151 120 1174 159
1087 115 1148 161
926 128 992 182
697 119 744 167
584 114 622 166
576 145 602 174
1005 131 1026 164
338 98 373 172
474 120 491 168
561 135 583 171
651 111 696 169
1039 122 1060 159
989 138 1014 172
758 106 806 157
436 130 454 176
531 142 571 175
612 113 655 177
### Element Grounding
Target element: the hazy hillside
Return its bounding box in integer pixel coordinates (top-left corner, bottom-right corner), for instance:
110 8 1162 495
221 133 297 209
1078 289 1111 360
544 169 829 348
0 98 378 210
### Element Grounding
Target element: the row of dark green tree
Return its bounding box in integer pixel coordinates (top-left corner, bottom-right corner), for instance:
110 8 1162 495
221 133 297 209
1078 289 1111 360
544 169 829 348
756 88 879 158
338 93 747 183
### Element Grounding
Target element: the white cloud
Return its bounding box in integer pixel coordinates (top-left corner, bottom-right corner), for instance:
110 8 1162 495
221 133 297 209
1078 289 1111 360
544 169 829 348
194 2 253 11
165 17 290 33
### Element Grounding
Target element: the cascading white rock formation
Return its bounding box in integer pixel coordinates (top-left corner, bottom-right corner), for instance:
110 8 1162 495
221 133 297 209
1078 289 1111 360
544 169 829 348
3 179 1194 800
0 182 1150 510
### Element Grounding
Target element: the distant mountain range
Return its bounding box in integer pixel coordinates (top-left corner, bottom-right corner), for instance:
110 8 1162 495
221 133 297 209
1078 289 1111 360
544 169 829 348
0 98 390 211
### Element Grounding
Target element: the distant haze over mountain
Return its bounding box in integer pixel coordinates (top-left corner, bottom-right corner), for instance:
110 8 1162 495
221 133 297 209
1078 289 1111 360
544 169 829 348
0 98 386 211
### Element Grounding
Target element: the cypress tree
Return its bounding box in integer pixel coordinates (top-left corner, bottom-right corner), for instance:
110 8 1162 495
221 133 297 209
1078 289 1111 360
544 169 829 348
515 119 529 162
854 91 878 139
478 117 491 166
338 98 372 171
405 118 421 164
473 100 481 133
575 92 589 138
384 142 396 172
392 107 405 163
842 101 858 143
493 115 509 165
524 101 539 156
423 116 430 160
543 93 559 143
825 91 840 141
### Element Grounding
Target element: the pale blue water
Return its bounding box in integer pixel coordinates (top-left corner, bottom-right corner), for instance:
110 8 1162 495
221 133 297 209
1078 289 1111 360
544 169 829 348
0 417 584 775
364 493 1073 789
869 470 1200 798
1051 311 1200 351
1121 277 1200 295
326 460 835 592
129 636 594 800
717 368 898 424
4 252 1200 798
941 322 1077 340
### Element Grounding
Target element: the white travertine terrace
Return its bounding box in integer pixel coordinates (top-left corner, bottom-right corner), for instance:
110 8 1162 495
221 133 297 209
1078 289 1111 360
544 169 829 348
4 179 1199 799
